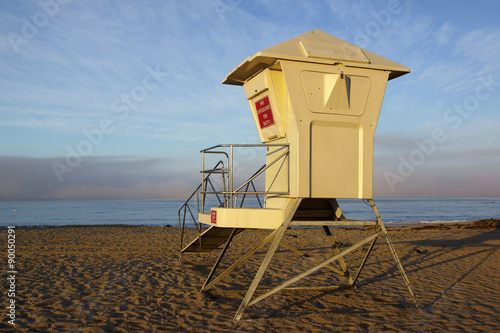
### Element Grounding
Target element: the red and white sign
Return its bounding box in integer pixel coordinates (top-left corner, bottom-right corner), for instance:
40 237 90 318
255 96 275 129
210 210 217 224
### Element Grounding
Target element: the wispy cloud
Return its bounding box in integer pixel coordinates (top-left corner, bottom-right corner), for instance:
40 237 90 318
0 0 263 149
407 26 500 94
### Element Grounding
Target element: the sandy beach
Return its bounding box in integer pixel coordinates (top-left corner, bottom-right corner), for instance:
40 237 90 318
1 221 498 332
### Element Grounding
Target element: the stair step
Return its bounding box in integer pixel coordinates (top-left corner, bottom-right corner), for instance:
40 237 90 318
181 226 245 253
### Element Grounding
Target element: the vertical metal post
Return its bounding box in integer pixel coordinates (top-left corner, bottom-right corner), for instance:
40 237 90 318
179 207 187 253
230 145 234 208
226 153 230 207
222 161 227 208
196 189 199 219
201 151 205 213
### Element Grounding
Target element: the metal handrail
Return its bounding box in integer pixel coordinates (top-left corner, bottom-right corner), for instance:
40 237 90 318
232 148 289 195
201 143 289 151
178 143 290 253
178 160 226 251
201 143 289 208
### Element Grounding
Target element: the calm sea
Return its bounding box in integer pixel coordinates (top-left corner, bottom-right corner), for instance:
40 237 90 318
0 198 498 227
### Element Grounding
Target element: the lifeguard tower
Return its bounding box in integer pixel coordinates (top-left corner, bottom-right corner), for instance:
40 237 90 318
178 30 419 321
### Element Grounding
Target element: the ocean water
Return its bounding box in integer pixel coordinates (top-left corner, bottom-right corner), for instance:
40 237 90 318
0 198 498 227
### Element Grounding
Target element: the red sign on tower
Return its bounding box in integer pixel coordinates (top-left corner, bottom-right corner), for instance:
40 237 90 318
255 96 275 129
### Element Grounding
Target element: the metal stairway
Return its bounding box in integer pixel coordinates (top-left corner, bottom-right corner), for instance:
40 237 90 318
178 144 289 256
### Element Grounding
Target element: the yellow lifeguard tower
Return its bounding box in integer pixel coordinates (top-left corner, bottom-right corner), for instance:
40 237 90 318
178 30 419 321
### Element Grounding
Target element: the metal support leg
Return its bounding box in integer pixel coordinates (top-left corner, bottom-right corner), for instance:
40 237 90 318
247 233 379 308
201 228 239 291
234 199 301 321
323 226 354 284
368 199 420 308
252 229 346 276
201 227 280 292
351 235 378 286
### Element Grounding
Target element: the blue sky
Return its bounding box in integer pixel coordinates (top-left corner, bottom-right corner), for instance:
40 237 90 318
0 0 499 200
